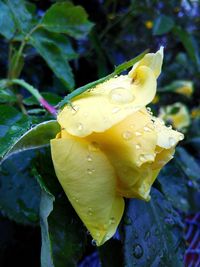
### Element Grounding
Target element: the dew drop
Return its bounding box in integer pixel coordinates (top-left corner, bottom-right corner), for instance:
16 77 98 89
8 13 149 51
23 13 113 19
87 155 92 162
179 134 184 141
124 216 132 225
122 130 133 140
169 137 176 146
139 154 145 162
87 168 95 175
135 131 142 136
132 244 143 259
89 141 99 152
109 87 135 104
164 217 174 226
135 144 141 150
109 217 116 224
144 126 151 132
144 231 150 241
91 239 97 246
88 208 93 216
77 123 83 131
112 107 121 114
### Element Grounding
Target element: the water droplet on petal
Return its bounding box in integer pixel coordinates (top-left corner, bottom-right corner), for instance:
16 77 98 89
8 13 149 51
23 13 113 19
135 131 142 136
132 244 143 259
179 134 184 141
109 87 135 104
87 169 93 175
96 232 101 237
135 144 141 150
122 131 133 140
169 137 176 146
139 154 145 162
109 217 116 224
112 107 121 114
144 126 151 132
77 123 83 131
87 155 92 162
89 141 99 152
88 208 93 216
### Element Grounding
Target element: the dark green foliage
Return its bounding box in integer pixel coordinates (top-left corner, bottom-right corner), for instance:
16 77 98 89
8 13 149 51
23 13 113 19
0 0 200 266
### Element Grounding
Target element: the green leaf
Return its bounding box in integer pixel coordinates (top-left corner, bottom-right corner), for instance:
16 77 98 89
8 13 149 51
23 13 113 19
175 147 200 189
30 29 75 89
32 149 87 267
173 26 200 68
158 161 190 212
0 89 17 103
0 105 31 160
153 15 174 35
3 120 60 161
23 92 62 106
6 0 34 34
123 188 185 267
0 150 41 225
40 186 55 267
0 0 16 39
41 2 94 39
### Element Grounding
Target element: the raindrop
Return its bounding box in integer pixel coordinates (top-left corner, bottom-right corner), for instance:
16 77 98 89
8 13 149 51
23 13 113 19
122 131 133 140
135 144 141 150
88 208 93 216
89 141 99 152
155 228 159 236
77 123 83 131
139 154 145 162
109 87 135 104
109 217 116 224
132 244 143 259
135 131 142 136
87 168 95 175
144 231 150 241
87 155 92 162
144 126 151 132
96 232 101 237
164 217 174 226
124 216 132 225
91 239 97 246
169 137 176 146
112 107 121 114
179 134 184 141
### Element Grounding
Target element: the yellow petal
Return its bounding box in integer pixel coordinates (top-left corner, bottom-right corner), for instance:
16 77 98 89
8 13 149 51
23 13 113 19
153 117 184 149
58 66 156 137
129 47 164 79
50 130 124 246
86 108 157 200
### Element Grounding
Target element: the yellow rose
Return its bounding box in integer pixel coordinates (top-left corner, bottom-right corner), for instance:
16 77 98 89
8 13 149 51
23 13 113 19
159 102 190 131
50 48 184 246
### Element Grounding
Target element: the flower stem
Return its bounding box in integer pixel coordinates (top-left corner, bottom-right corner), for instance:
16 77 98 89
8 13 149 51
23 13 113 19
10 79 57 115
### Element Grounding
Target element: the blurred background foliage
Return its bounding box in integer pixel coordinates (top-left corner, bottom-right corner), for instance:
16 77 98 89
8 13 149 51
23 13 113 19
0 0 200 266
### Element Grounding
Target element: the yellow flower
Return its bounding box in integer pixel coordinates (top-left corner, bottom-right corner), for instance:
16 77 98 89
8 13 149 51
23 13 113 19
175 81 193 97
50 48 184 246
159 102 190 131
145 20 153 29
191 107 200 118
